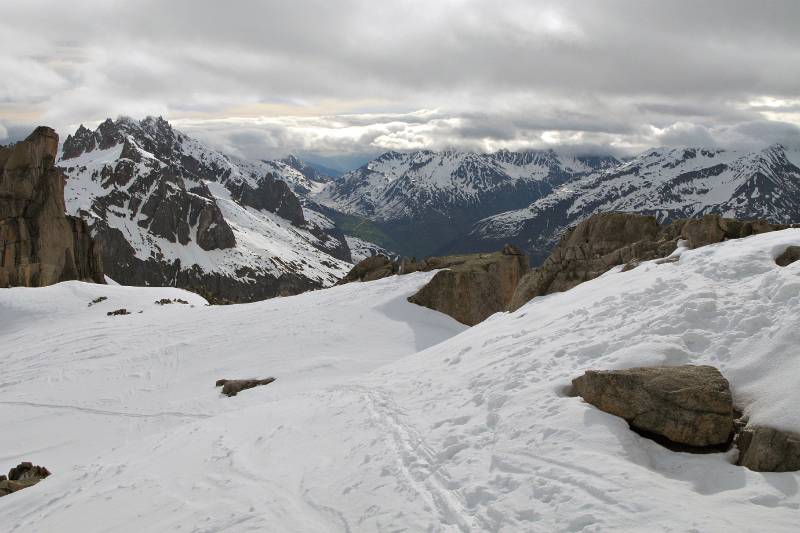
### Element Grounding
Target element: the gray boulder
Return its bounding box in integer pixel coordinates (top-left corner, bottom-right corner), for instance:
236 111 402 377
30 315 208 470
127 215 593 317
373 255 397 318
737 426 800 472
572 365 734 447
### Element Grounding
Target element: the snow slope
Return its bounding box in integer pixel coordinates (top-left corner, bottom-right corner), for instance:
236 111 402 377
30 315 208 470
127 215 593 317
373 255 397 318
2 231 800 531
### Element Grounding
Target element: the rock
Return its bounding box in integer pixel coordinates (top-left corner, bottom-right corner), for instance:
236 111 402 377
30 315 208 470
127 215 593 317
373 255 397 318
216 378 276 397
776 246 800 267
107 308 131 316
0 126 104 287
337 254 397 284
0 478 41 496
0 462 51 497
8 462 50 481
572 365 734 448
510 213 676 310
407 245 529 325
736 426 800 472
509 212 795 311
228 174 305 227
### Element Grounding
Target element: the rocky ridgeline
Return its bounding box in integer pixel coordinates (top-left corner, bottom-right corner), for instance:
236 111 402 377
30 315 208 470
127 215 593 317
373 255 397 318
509 212 799 310
572 365 800 472
0 127 103 287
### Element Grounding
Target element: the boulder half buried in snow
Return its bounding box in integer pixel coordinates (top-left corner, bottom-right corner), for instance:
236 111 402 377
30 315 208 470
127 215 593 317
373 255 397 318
216 378 276 397
0 462 51 497
775 245 800 267
736 426 800 472
407 245 529 326
572 365 734 448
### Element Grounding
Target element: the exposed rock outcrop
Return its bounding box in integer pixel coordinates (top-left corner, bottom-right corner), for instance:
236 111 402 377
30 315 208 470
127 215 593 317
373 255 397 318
228 175 305 227
510 213 796 311
336 254 414 284
0 462 51 497
775 245 800 267
407 245 529 325
338 245 530 325
0 127 103 287
736 426 800 472
572 365 734 448
216 378 276 397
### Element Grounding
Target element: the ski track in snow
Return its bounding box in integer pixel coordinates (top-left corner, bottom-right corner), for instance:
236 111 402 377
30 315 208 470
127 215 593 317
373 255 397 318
2 232 800 531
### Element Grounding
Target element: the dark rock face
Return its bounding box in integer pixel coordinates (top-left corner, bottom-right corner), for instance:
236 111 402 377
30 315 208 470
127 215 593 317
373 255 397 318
572 365 734 448
510 212 796 311
407 245 529 326
737 426 800 472
0 127 103 287
775 245 800 267
228 174 305 227
0 462 51 497
216 378 276 397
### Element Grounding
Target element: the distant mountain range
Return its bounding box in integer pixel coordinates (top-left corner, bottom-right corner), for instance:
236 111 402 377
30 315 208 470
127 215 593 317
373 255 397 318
313 144 800 263
313 149 619 257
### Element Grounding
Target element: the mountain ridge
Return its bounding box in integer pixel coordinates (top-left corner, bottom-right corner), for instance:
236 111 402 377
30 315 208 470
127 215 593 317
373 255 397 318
59 116 353 302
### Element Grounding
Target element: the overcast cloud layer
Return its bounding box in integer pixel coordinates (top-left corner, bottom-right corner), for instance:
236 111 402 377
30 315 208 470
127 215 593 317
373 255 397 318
2 0 799 164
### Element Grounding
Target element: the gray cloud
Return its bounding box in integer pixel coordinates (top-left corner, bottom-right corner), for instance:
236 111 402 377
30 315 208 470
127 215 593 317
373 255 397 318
2 0 799 159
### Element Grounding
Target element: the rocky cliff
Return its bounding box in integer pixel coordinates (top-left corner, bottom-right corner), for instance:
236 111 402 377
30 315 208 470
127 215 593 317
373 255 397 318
0 127 103 287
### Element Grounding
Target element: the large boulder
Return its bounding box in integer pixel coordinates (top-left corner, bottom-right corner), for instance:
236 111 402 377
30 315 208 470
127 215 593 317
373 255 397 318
0 127 103 287
572 365 734 448
736 426 800 472
407 245 529 325
510 212 795 311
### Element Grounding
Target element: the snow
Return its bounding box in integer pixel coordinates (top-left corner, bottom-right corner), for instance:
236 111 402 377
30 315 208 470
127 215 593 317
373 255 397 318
315 149 609 221
476 144 800 242
345 234 392 262
2 231 800 531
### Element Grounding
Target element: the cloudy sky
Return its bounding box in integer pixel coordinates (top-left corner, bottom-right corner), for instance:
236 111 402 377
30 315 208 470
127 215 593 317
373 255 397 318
2 0 799 167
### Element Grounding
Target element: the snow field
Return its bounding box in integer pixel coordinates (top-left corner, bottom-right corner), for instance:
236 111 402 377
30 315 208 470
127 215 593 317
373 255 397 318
1 231 800 531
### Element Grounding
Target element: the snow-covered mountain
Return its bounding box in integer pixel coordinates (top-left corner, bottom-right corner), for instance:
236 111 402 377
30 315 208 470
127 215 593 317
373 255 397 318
58 117 352 302
3 230 800 531
314 149 619 256
471 145 800 263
